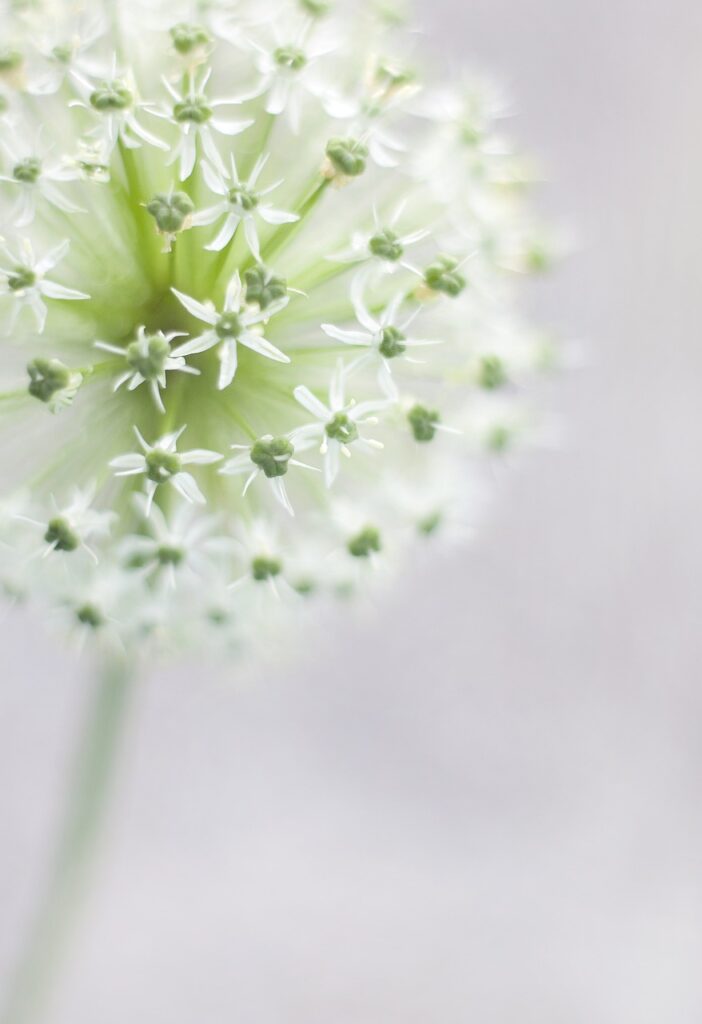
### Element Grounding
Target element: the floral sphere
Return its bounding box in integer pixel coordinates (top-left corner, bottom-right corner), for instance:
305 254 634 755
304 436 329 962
0 0 558 654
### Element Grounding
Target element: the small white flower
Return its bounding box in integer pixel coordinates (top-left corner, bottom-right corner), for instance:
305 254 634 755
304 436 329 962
322 279 440 399
0 136 84 227
110 426 222 514
95 327 199 413
328 199 428 276
172 272 290 390
0 239 88 333
291 359 389 486
16 485 115 564
27 12 108 95
220 433 319 516
250 27 338 133
146 69 254 181
193 153 298 257
70 62 168 157
121 497 232 588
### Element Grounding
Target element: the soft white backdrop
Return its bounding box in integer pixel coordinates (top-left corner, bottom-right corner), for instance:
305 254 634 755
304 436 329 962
2 1 702 1020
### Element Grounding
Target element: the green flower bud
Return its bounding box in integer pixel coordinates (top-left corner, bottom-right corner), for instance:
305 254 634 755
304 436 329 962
244 265 288 310
250 436 294 478
76 603 104 628
479 355 506 390
170 23 212 56
325 137 369 178
146 192 195 233
325 411 358 444
13 157 41 184
7 266 36 291
215 312 243 339
379 326 406 359
274 46 308 71
45 516 79 552
126 335 170 379
27 358 73 403
251 556 282 581
408 404 440 442
145 449 182 482
369 228 403 262
90 81 133 112
347 526 381 558
173 95 212 124
423 255 467 298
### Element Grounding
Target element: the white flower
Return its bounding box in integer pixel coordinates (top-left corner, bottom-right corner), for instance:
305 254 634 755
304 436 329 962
220 433 319 515
70 62 168 157
146 69 254 181
17 485 115 564
292 360 389 486
327 199 428 276
120 497 232 588
0 0 560 654
193 154 298 257
95 327 199 413
0 239 88 332
110 426 222 514
322 279 441 399
0 136 84 227
250 26 338 133
172 272 290 389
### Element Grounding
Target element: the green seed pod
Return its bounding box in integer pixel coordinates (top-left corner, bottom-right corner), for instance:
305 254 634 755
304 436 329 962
347 526 381 558
325 137 369 178
325 411 359 444
45 516 79 552
423 254 467 298
146 192 195 233
244 265 288 310
251 556 282 581
250 437 294 478
408 404 440 442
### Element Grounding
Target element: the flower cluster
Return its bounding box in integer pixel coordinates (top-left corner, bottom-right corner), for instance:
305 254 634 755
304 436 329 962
0 0 560 655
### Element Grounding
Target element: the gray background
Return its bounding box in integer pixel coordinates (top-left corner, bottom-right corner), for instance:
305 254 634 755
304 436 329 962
2 1 702 1020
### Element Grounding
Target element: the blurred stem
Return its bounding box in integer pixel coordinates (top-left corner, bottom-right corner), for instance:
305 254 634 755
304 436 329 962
0 657 137 1024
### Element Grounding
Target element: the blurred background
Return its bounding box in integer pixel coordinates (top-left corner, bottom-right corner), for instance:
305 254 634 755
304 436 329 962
2 0 702 1020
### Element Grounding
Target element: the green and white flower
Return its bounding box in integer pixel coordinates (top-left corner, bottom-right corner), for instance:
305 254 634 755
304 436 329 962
0 0 562 654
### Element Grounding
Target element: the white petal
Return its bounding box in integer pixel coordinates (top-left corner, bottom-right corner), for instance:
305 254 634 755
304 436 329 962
205 213 239 252
239 330 289 363
217 340 238 389
171 289 218 325
321 324 371 346
39 281 89 301
293 385 330 421
258 206 298 225
173 473 206 504
181 449 222 465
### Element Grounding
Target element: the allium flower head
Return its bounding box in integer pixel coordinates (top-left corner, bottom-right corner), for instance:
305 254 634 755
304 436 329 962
0 0 560 655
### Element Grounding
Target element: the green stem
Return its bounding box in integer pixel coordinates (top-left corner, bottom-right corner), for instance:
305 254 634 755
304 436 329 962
0 657 137 1024
252 177 330 270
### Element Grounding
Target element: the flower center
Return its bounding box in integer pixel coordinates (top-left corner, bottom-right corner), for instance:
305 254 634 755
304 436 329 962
126 336 170 379
157 544 184 566
51 43 73 65
251 556 282 581
145 449 182 482
479 355 506 390
347 526 381 558
379 326 406 358
45 516 79 552
250 436 293 478
408 404 439 442
325 137 369 178
274 46 308 72
424 255 467 298
215 312 243 339
7 266 36 292
173 95 212 124
13 157 41 184
369 228 403 262
76 603 104 628
325 412 358 444
90 81 133 112
228 186 259 211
